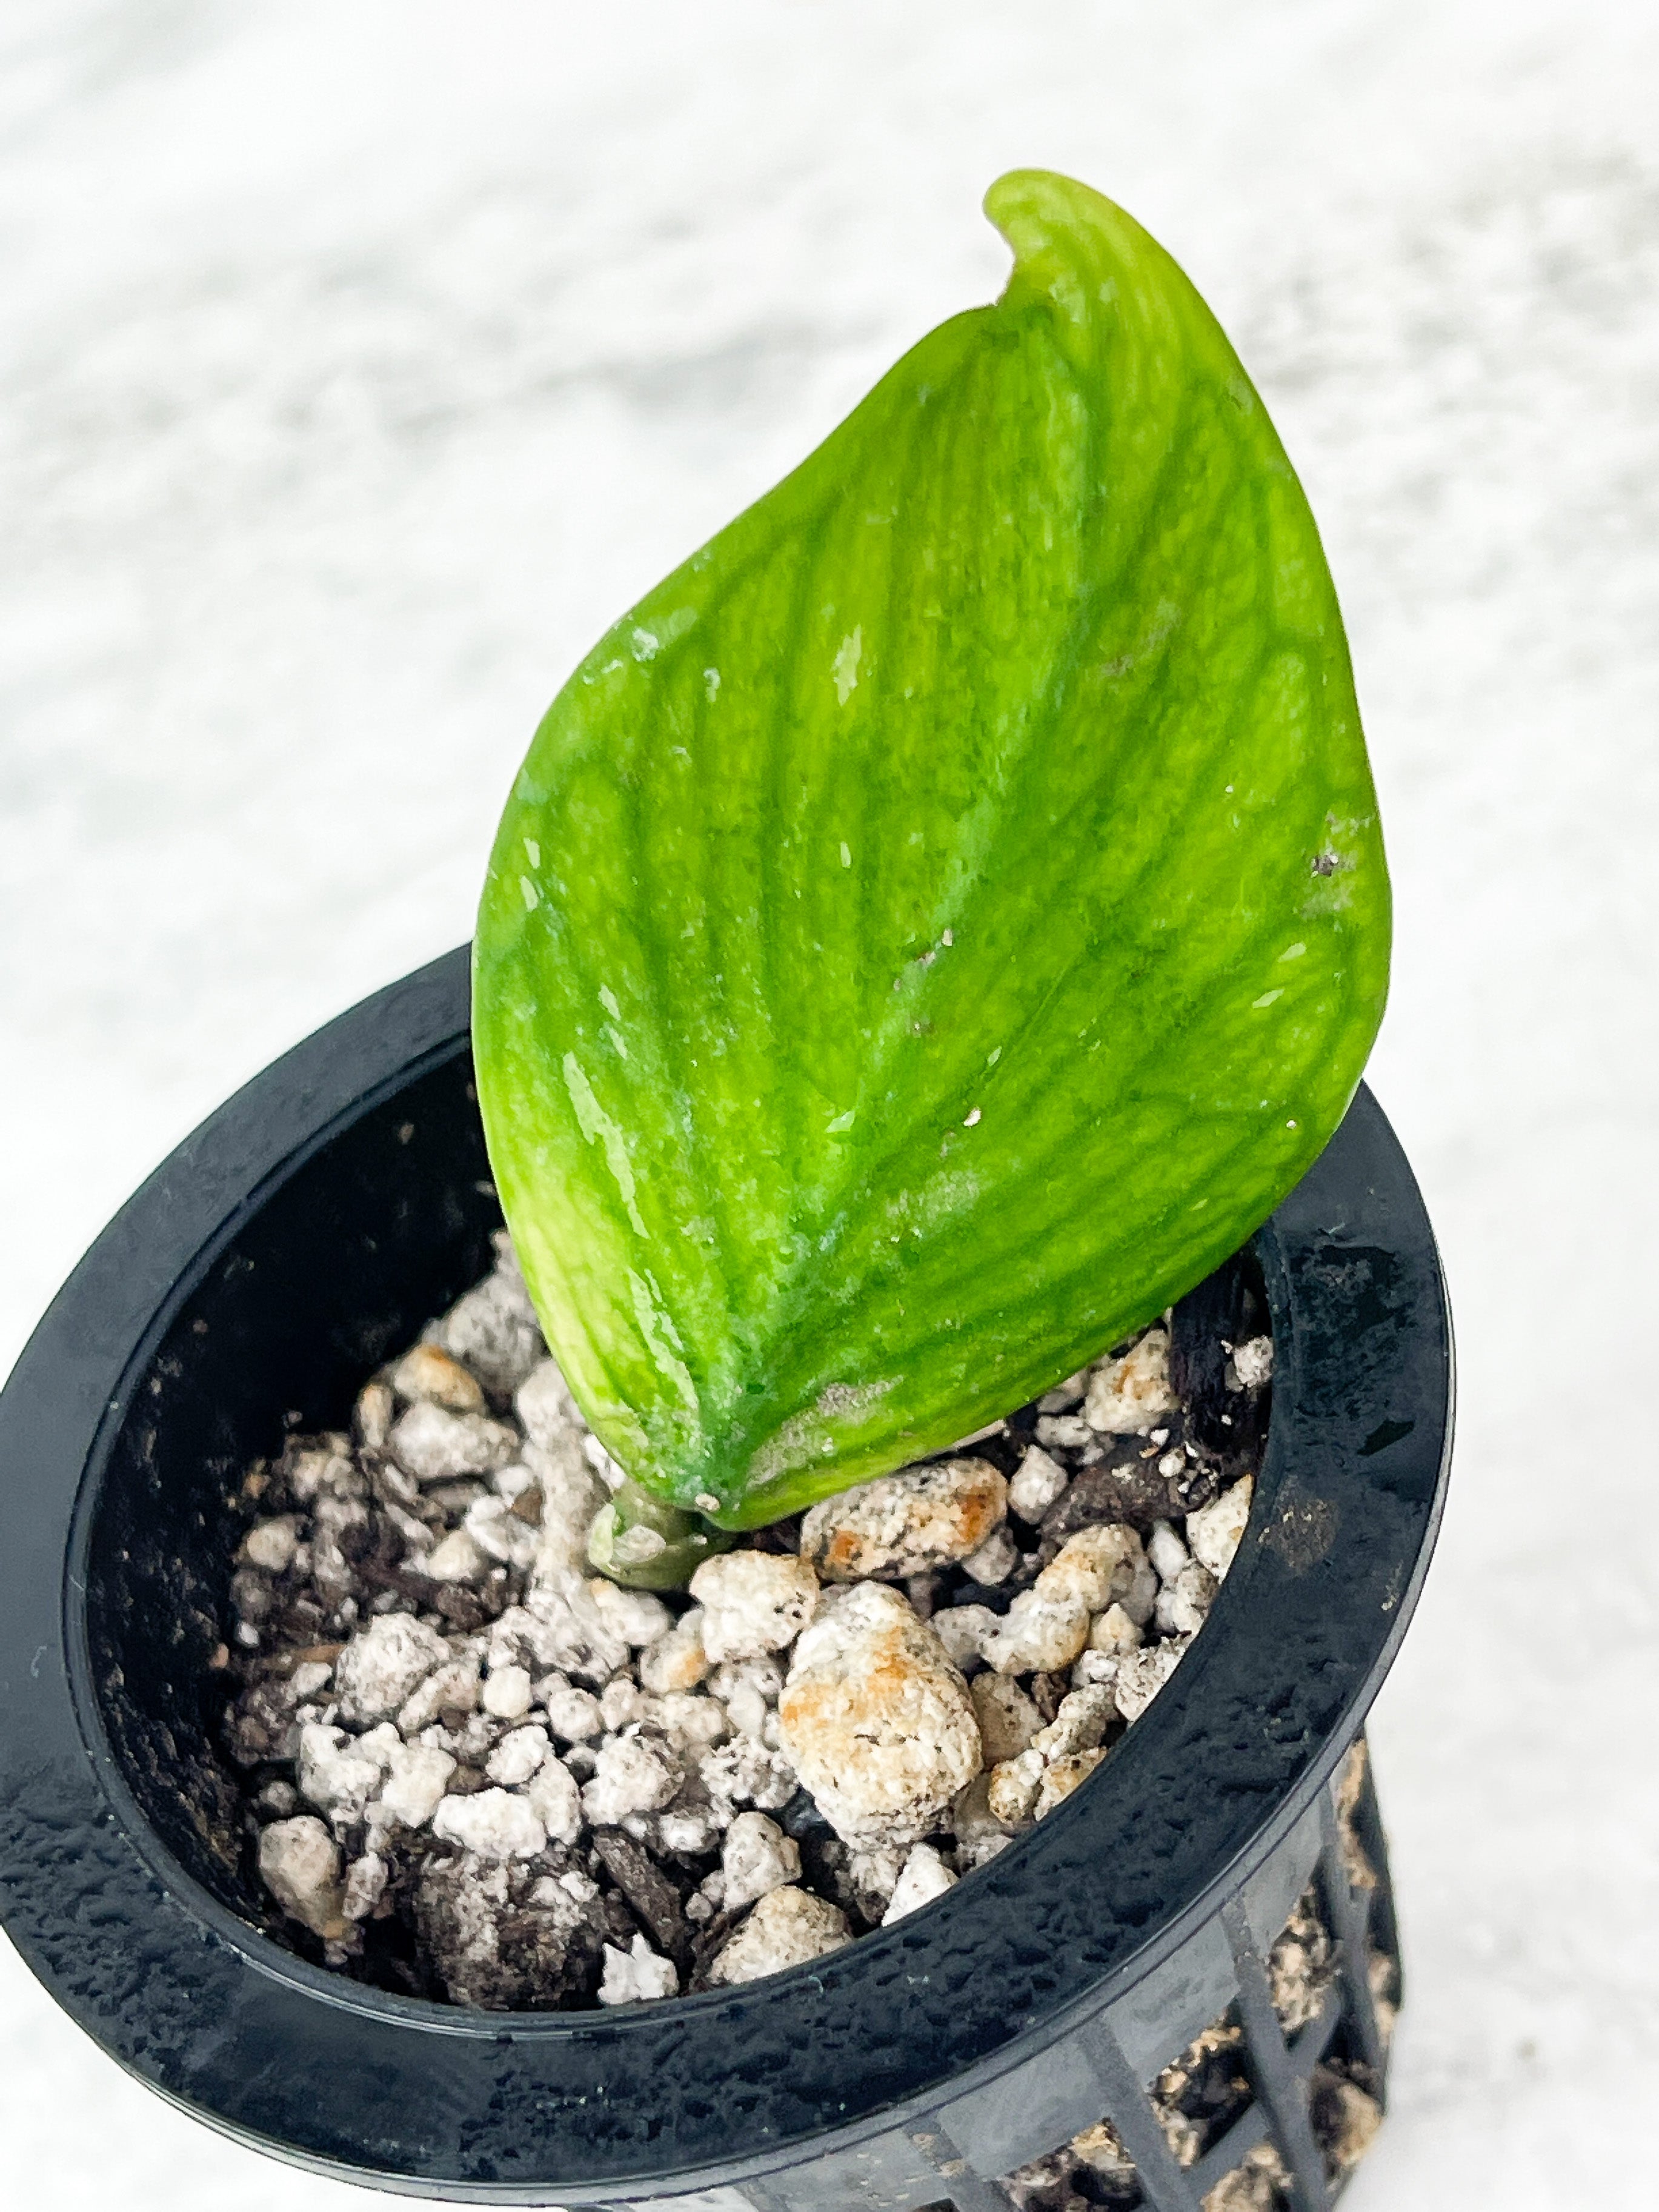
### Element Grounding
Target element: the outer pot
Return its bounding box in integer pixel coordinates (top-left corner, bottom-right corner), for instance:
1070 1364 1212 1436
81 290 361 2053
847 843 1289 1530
0 948 1452 2211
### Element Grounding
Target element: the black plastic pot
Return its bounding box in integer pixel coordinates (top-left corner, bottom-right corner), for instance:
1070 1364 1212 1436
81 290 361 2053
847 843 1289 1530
0 948 1452 2211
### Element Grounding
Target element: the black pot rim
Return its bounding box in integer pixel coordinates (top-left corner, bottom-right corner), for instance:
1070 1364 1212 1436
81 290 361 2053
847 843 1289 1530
0 948 1453 2200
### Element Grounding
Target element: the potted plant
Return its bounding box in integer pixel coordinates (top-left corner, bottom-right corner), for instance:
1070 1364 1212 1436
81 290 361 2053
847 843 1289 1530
0 174 1450 2211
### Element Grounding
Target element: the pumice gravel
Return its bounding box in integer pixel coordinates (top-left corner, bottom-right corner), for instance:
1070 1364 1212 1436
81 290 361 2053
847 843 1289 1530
218 1231 1274 2011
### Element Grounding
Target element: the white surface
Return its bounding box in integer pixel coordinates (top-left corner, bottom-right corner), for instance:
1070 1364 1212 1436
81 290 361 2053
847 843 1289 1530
2 3 1656 2204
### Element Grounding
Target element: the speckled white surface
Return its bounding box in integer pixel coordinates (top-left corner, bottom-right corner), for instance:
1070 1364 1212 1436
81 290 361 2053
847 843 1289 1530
2 4 1656 2205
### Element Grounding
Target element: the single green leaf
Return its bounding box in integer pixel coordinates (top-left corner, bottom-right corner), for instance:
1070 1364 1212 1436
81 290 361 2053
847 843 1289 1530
474 168 1389 1533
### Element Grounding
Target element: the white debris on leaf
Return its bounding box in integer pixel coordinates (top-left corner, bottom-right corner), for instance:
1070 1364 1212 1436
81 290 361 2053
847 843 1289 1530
1008 1444 1069 1524
690 1550 819 1661
721 1810 801 1911
882 1842 957 1923
1187 1476 1254 1579
391 1343 485 1413
600 1932 679 2005
390 1401 521 1484
259 1816 346 1938
431 1787 546 1859
1083 1327 1179 1436
706 1885 851 1985
800 1457 1008 1581
778 1583 981 1847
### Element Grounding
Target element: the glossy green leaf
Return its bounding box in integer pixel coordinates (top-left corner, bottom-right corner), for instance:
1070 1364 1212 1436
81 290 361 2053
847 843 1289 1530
474 169 1389 1532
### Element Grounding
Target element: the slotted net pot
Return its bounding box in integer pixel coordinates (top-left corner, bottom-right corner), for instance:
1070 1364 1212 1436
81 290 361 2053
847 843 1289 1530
0 948 1452 2210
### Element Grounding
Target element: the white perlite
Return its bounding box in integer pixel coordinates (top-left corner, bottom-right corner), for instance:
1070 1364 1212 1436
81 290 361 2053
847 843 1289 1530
720 1811 801 1910
391 1342 486 1413
1007 1444 1069 1524
1083 1327 1179 1435
430 1788 545 1859
800 1457 1008 1581
1229 1336 1274 1390
1187 1476 1254 1579
599 1933 679 2005
690 1551 819 1660
228 1223 1267 2010
389 1400 521 1484
334 1613 450 1724
706 1885 851 1985
581 1732 681 1825
882 1842 957 1924
259 1816 346 1938
778 1583 982 1847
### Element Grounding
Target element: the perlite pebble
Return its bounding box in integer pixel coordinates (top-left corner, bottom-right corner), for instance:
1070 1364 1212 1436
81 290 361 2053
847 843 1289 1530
259 1816 346 1938
639 1608 710 1693
581 1733 681 1826
690 1551 819 1661
241 1516 300 1573
1229 1335 1274 1390
376 1740 456 1829
1186 1476 1254 1579
1008 1444 1070 1524
390 1401 522 1484
599 1933 679 2005
587 1578 674 1649
720 1811 801 1911
334 1612 450 1725
537 1673 604 1743
882 1842 957 1923
971 1672 1042 1764
1083 1328 1178 1436
391 1343 485 1413
482 1663 534 1720
1155 1561 1218 1638
706 1885 851 1985
1148 1520 1191 1583
800 1457 1008 1581
422 1528 489 1584
1114 1636 1191 1722
342 1852 388 1921
486 1724 550 1785
430 1787 545 1859
778 1583 981 1848
525 1755 583 1844
960 1526 1019 1584
298 1721 396 1822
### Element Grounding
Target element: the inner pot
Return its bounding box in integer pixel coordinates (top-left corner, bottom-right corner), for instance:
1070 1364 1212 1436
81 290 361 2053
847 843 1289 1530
0 947 1452 2208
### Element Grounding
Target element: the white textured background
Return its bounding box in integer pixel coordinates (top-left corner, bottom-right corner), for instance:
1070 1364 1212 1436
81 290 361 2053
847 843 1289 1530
2 3 1655 2205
